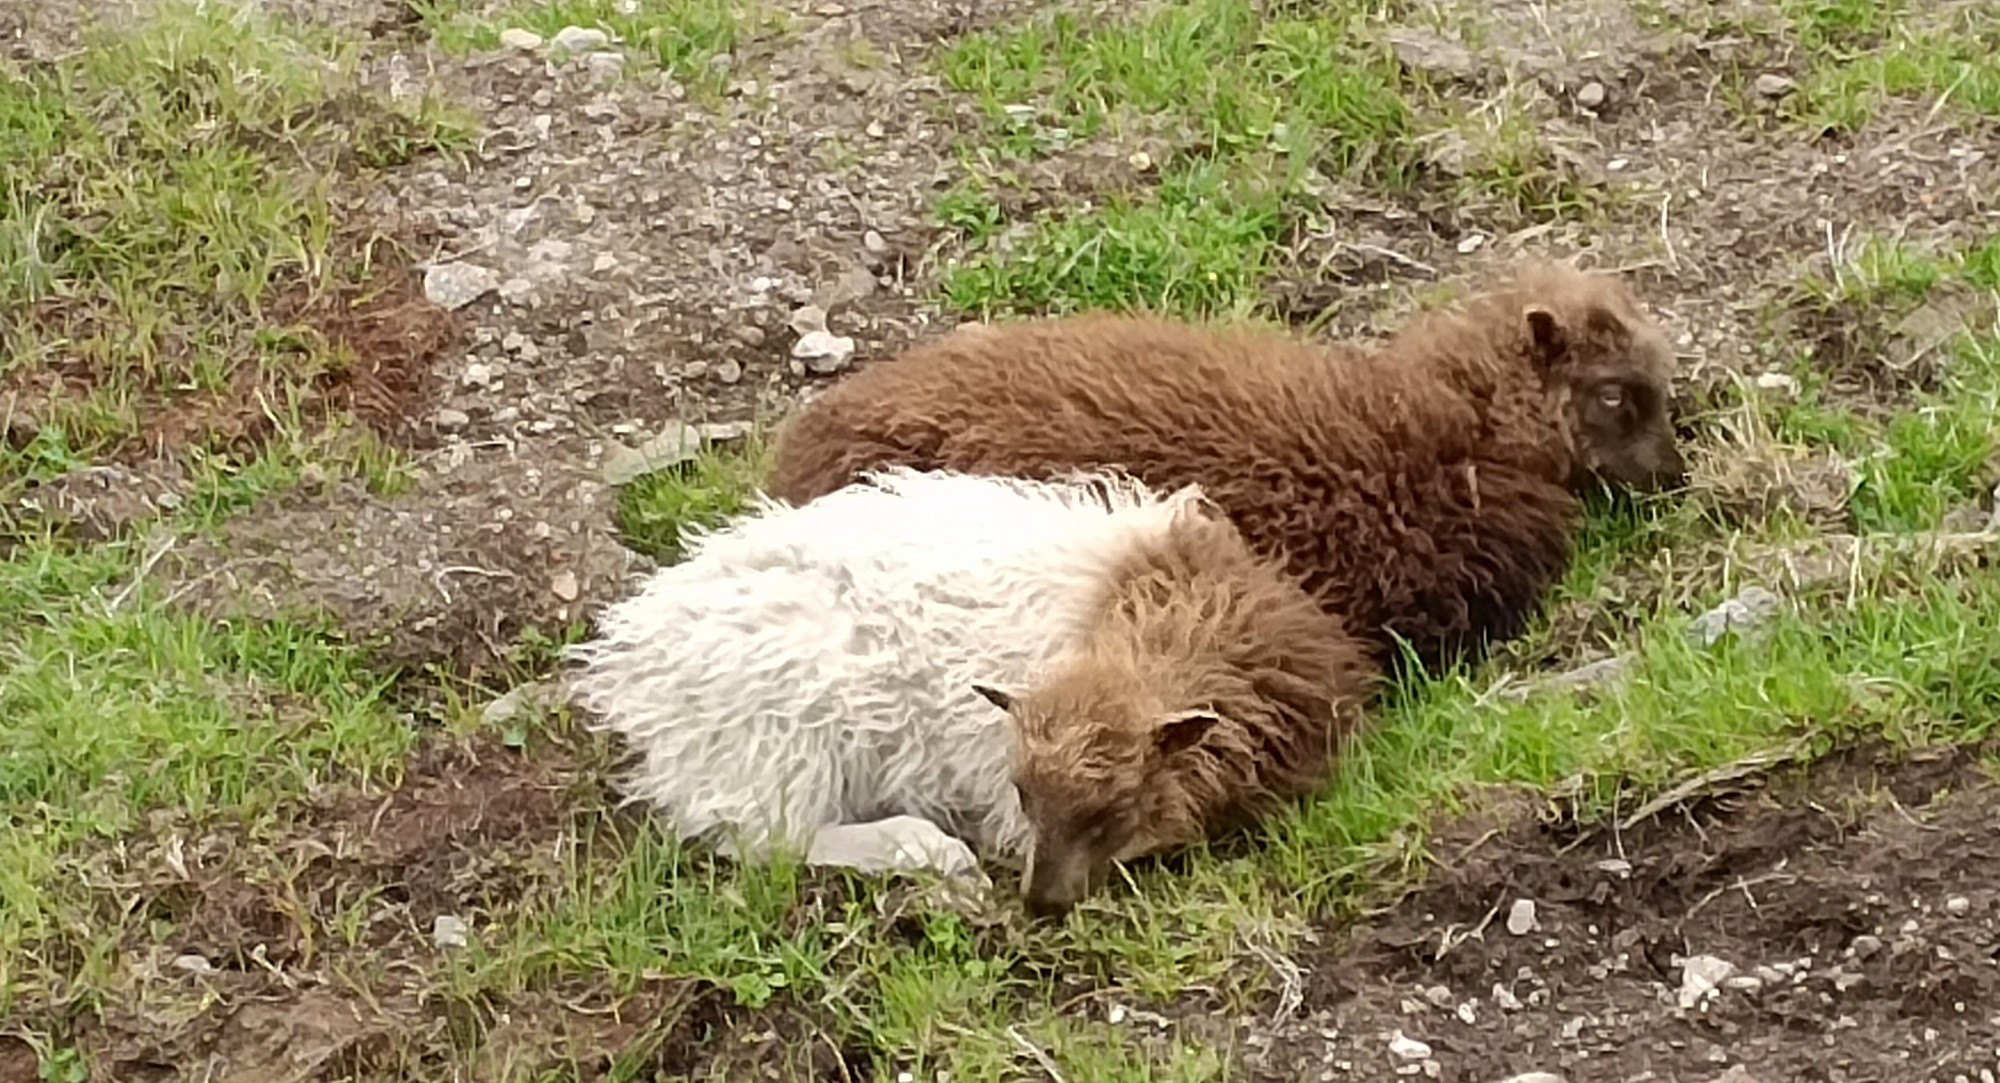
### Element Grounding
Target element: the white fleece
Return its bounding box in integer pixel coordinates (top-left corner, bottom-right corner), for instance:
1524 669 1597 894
564 466 1200 869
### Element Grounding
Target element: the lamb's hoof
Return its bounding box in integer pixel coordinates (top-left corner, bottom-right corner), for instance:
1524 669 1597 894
806 816 985 880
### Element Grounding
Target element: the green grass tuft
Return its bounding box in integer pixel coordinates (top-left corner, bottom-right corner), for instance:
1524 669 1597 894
931 0 1411 319
1783 0 2000 129
0 0 469 464
415 0 780 93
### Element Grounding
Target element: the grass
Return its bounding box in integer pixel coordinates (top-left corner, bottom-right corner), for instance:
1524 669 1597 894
413 0 780 94
8 0 2000 1079
932 0 1413 320
1781 0 2000 129
0 1 468 473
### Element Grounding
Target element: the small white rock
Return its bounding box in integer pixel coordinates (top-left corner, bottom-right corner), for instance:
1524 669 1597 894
1507 898 1539 936
792 330 856 373
600 421 702 484
1945 896 1971 916
171 954 215 974
1755 73 1795 98
1492 983 1523 1011
788 304 829 336
1686 586 1782 648
1754 372 1799 395
584 51 626 80
1678 954 1737 1010
1387 1031 1432 1060
550 570 580 602
433 407 471 432
1575 81 1606 109
433 914 470 949
422 261 499 311
549 25 611 54
498 27 543 50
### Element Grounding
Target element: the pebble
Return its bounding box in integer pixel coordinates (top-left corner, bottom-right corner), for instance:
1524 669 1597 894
498 27 543 51
1575 81 1606 109
863 229 890 256
793 329 857 373
462 361 497 388
789 304 829 336
433 407 471 432
1496 1075 1568 1083
432 915 470 949
1686 586 1782 648
713 357 744 384
550 570 580 602
1850 934 1884 959
600 421 703 484
1754 372 1799 395
422 261 499 311
585 51 627 81
1945 896 1971 916
1492 983 1523 1011
1507 898 1539 936
1678 954 1736 1010
1388 1031 1432 1060
550 25 612 55
171 954 215 974
1754 73 1796 98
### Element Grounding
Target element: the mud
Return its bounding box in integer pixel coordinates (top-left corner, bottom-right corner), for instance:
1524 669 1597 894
1197 742 2000 1082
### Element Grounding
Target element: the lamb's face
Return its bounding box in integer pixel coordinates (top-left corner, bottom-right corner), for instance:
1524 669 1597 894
1523 278 1687 492
971 680 1210 920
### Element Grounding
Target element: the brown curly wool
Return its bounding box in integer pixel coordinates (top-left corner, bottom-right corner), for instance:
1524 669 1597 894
972 490 1378 918
768 260 1685 676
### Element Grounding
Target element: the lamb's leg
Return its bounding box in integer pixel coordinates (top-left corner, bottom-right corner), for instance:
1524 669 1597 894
803 815 984 880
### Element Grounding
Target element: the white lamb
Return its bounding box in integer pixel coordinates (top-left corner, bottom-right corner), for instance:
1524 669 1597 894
564 465 1201 878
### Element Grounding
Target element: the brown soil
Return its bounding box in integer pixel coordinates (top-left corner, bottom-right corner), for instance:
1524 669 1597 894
60 731 714 1082
1190 741 2000 1082
4 225 459 471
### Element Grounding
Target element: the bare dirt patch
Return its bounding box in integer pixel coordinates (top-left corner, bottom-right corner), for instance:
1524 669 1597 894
48 730 856 1082
1182 741 2000 1082
159 7 1033 670
158 444 645 675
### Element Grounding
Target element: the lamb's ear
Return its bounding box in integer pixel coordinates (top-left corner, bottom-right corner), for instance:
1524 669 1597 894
1582 303 1633 348
971 683 1017 714
1524 304 1568 368
1153 710 1220 758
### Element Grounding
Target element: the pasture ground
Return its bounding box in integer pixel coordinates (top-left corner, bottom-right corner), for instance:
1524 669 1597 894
3 0 1998 1080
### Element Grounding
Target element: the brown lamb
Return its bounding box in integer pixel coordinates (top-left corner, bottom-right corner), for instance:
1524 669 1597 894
767 260 1687 677
971 490 1377 919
